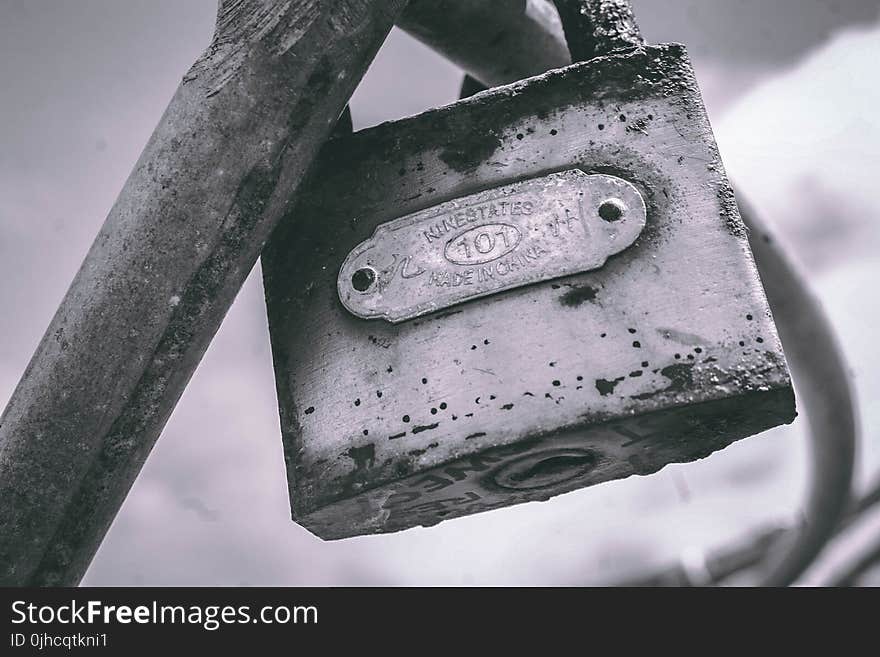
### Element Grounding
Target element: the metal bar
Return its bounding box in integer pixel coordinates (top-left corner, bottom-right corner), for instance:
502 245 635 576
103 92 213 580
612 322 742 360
0 0 406 586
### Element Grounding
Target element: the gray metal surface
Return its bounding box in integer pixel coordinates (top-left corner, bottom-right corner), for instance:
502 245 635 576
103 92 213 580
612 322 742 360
398 0 571 86
337 170 646 322
263 44 796 540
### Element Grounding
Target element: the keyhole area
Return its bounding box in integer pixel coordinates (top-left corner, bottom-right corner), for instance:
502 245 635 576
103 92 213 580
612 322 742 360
351 267 377 292
599 198 626 222
509 454 595 483
493 449 597 490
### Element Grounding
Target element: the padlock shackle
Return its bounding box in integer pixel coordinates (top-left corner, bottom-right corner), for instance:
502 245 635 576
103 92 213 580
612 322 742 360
456 0 644 97
399 1 643 89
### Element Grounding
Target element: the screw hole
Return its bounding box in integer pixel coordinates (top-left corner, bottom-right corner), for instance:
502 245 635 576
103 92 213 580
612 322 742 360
351 267 376 292
598 198 626 222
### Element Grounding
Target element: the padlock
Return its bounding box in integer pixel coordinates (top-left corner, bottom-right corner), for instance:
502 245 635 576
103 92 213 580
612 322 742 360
262 4 796 540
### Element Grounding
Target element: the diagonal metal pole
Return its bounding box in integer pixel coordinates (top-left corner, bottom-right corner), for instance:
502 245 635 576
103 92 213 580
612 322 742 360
0 0 407 586
0 0 635 589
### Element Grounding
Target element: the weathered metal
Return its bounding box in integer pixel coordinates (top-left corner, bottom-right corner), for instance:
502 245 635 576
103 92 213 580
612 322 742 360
337 170 646 322
623 196 859 586
0 0 407 586
263 42 796 539
397 0 572 86
398 1 641 87
0 0 818 586
400 0 854 588
552 0 643 59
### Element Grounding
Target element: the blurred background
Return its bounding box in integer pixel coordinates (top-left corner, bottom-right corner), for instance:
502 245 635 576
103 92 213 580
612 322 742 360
1 0 878 585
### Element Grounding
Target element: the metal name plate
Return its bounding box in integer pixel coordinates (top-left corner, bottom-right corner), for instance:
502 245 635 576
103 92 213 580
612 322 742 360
338 169 646 322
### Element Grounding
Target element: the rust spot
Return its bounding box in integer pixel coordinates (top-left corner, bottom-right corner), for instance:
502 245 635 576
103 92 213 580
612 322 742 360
439 131 502 172
632 363 694 400
717 184 747 238
595 376 625 396
346 444 375 470
656 326 707 345
560 284 598 307
412 422 439 434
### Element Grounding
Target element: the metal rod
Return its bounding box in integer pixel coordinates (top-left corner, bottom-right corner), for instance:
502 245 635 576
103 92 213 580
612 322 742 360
0 0 406 586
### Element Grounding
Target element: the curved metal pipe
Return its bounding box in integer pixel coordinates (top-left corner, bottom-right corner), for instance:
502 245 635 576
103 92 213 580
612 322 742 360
445 2 859 586
739 195 858 586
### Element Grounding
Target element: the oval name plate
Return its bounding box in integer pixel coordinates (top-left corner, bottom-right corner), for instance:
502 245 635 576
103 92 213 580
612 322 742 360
338 170 646 323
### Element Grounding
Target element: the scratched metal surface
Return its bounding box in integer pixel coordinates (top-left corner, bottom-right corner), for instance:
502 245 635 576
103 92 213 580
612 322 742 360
263 44 795 539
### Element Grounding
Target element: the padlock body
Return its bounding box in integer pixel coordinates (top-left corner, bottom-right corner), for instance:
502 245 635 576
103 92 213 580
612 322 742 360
263 44 795 539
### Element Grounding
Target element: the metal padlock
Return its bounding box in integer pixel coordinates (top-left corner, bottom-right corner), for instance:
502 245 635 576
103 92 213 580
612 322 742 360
262 7 795 539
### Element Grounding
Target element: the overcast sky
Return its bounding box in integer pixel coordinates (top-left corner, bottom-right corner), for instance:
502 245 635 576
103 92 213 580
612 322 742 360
1 1 878 585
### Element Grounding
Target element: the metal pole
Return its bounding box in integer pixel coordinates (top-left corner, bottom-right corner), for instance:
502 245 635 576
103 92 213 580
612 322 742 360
0 0 407 586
